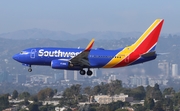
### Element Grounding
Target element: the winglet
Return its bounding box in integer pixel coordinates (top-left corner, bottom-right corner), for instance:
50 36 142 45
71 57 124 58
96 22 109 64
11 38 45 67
85 39 95 51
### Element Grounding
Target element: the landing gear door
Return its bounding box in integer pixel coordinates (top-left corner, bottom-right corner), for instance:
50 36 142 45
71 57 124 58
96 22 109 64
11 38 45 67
30 49 36 59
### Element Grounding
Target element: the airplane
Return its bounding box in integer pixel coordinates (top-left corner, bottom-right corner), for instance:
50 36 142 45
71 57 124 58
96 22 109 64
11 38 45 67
13 19 164 76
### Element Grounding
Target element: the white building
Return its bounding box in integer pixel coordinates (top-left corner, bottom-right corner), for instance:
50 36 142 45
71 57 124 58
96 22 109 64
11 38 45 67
158 61 169 76
172 64 178 77
108 75 116 83
94 93 133 104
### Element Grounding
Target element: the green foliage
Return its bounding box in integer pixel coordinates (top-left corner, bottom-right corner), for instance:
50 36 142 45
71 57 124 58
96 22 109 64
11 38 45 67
19 91 30 99
19 109 28 111
131 86 146 100
0 94 9 111
92 80 122 96
153 101 164 111
37 88 54 100
19 98 30 106
12 89 18 99
6 81 180 110
146 84 162 100
83 86 92 95
28 103 39 111
29 95 38 102
108 80 122 96
163 87 175 95
144 97 155 110
115 109 128 111
107 101 125 111
88 107 96 111
96 105 109 111
63 84 81 106
54 89 58 94
132 104 146 111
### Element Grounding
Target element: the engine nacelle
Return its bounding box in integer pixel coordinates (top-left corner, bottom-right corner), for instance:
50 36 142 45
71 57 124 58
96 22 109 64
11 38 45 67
51 59 69 69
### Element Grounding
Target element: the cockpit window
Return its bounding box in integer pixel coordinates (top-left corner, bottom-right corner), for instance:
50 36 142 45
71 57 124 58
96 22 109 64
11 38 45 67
20 51 28 55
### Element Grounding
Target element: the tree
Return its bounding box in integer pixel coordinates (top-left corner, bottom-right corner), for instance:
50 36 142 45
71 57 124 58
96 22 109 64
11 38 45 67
153 101 164 111
83 86 92 102
146 84 162 100
131 86 145 100
12 90 18 99
37 88 54 100
163 87 175 96
62 84 81 107
152 83 163 100
93 85 101 95
30 95 38 102
19 91 30 99
0 94 9 111
107 101 125 111
28 103 39 111
115 109 128 111
109 80 122 95
54 89 58 94
132 104 146 111
144 97 155 110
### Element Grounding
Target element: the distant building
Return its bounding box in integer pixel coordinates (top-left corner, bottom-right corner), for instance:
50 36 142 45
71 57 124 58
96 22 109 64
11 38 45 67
2 108 16 111
129 76 149 87
42 100 59 106
96 69 103 78
64 70 74 80
158 60 169 76
54 73 64 82
8 74 15 83
74 71 84 81
94 93 133 104
172 64 178 77
16 74 26 83
44 77 54 84
141 77 148 86
91 69 97 77
0 72 8 83
108 75 116 83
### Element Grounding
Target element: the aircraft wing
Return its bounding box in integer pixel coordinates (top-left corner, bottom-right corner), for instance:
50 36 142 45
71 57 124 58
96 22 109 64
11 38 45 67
69 39 94 67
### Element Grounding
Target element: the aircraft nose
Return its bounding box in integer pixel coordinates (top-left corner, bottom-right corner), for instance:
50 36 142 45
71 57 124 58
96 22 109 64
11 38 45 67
13 54 19 61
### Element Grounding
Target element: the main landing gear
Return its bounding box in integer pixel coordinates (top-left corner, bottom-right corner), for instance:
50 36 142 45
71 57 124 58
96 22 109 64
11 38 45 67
28 66 32 72
80 69 93 76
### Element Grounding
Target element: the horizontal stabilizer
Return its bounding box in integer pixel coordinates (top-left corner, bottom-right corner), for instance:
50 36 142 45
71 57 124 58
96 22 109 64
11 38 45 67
141 51 156 58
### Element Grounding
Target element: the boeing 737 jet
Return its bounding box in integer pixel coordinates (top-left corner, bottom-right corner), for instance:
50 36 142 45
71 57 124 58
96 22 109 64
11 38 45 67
13 19 164 76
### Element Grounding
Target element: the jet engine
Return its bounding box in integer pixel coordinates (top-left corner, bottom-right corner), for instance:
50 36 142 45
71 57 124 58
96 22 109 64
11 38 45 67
51 59 69 69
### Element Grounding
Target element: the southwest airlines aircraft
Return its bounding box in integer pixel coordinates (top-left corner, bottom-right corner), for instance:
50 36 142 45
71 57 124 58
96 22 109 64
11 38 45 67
13 19 164 76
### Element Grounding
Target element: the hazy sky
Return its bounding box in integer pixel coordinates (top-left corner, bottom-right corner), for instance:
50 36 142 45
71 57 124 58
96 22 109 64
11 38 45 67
0 1 180 34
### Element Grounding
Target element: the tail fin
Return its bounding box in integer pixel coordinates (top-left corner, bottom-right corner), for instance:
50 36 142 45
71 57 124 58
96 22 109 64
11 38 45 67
131 19 164 54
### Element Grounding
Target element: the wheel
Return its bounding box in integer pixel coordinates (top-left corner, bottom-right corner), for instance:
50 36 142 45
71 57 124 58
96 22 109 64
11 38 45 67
80 70 86 75
28 68 32 72
87 70 93 76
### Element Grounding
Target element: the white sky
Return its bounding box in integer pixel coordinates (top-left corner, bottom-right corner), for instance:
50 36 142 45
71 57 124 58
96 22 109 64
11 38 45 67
0 0 180 34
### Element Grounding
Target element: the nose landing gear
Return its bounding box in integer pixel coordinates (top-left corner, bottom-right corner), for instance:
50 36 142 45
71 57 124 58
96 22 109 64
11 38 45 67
28 67 32 72
28 65 32 72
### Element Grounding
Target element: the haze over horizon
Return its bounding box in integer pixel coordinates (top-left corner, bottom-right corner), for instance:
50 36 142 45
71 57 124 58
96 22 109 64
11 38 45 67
0 1 180 34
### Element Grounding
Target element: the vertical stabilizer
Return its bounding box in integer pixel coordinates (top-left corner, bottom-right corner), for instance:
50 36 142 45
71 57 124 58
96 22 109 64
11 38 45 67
131 19 164 53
